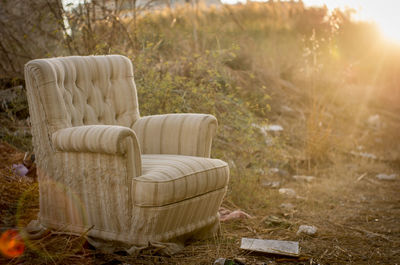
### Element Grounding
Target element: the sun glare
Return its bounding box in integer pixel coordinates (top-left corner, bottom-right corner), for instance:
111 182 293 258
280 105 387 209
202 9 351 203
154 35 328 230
370 8 400 43
222 0 400 43
302 0 400 43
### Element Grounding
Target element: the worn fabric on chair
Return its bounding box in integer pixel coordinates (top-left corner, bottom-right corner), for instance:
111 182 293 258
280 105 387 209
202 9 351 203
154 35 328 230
24 55 229 254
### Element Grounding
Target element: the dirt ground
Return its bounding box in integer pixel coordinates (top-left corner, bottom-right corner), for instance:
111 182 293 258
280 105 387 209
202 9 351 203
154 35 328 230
0 121 399 264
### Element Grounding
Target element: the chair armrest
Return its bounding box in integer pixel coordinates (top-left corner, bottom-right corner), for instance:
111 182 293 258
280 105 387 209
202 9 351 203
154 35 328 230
52 125 142 176
132 113 217 157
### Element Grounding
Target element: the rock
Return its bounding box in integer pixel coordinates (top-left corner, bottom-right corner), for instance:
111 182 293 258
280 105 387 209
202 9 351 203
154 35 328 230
297 225 317 236
261 180 281 189
292 175 315 182
278 188 296 198
376 173 397 181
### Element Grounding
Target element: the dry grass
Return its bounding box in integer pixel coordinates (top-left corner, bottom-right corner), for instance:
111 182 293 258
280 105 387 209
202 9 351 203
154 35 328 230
1 2 400 264
1 112 399 264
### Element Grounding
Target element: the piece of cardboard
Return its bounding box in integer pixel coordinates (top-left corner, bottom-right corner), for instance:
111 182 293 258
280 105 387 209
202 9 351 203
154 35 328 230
240 238 299 257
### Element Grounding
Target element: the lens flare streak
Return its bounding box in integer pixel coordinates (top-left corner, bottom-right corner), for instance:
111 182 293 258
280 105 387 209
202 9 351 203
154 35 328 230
0 230 25 258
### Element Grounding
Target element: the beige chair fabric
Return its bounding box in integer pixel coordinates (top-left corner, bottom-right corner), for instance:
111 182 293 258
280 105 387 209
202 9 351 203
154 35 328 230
24 55 229 254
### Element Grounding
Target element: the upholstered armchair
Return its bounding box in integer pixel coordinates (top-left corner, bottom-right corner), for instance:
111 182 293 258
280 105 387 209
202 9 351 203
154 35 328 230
24 55 229 253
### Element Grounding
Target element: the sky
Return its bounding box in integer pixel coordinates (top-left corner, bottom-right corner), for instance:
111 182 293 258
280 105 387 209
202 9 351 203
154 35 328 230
220 0 400 42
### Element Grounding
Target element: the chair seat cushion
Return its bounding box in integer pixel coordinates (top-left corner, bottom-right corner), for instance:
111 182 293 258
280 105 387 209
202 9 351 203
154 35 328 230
132 154 229 207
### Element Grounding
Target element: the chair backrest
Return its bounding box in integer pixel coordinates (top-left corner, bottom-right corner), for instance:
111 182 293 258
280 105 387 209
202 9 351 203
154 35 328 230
25 56 141 233
25 55 140 134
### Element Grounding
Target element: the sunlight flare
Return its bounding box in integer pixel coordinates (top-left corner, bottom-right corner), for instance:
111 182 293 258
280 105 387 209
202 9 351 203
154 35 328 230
303 0 400 43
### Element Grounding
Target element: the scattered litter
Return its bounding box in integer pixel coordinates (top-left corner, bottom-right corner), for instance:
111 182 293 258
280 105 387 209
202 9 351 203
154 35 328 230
219 207 252 222
252 123 283 136
355 173 367 182
265 125 283 132
262 215 291 228
376 173 397 181
281 105 294 113
269 168 289 177
280 203 295 211
350 151 377 160
228 160 236 169
292 175 315 183
256 168 265 176
367 114 384 129
214 258 245 265
297 225 317 236
240 238 299 257
261 180 281 189
278 188 296 198
251 123 267 138
12 164 28 177
269 168 280 174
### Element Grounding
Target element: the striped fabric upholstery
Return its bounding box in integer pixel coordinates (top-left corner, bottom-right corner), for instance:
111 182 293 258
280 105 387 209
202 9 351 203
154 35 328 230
133 114 217 157
24 55 229 253
134 155 229 207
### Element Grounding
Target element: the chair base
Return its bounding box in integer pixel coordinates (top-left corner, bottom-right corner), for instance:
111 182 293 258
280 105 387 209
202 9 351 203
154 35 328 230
25 188 226 255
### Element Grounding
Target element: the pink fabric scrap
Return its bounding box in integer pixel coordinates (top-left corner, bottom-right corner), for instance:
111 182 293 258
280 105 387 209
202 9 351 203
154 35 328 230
219 207 252 222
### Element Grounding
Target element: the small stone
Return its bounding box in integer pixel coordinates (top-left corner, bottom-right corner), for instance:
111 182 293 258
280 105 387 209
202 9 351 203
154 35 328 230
297 225 317 235
376 173 397 181
292 175 315 182
279 188 296 197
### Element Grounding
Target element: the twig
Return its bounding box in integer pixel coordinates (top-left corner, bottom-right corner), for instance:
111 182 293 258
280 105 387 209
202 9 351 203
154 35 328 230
347 226 398 243
355 172 367 182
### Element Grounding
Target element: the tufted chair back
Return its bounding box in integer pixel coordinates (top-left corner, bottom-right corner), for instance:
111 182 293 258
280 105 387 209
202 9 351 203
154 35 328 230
25 55 140 134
